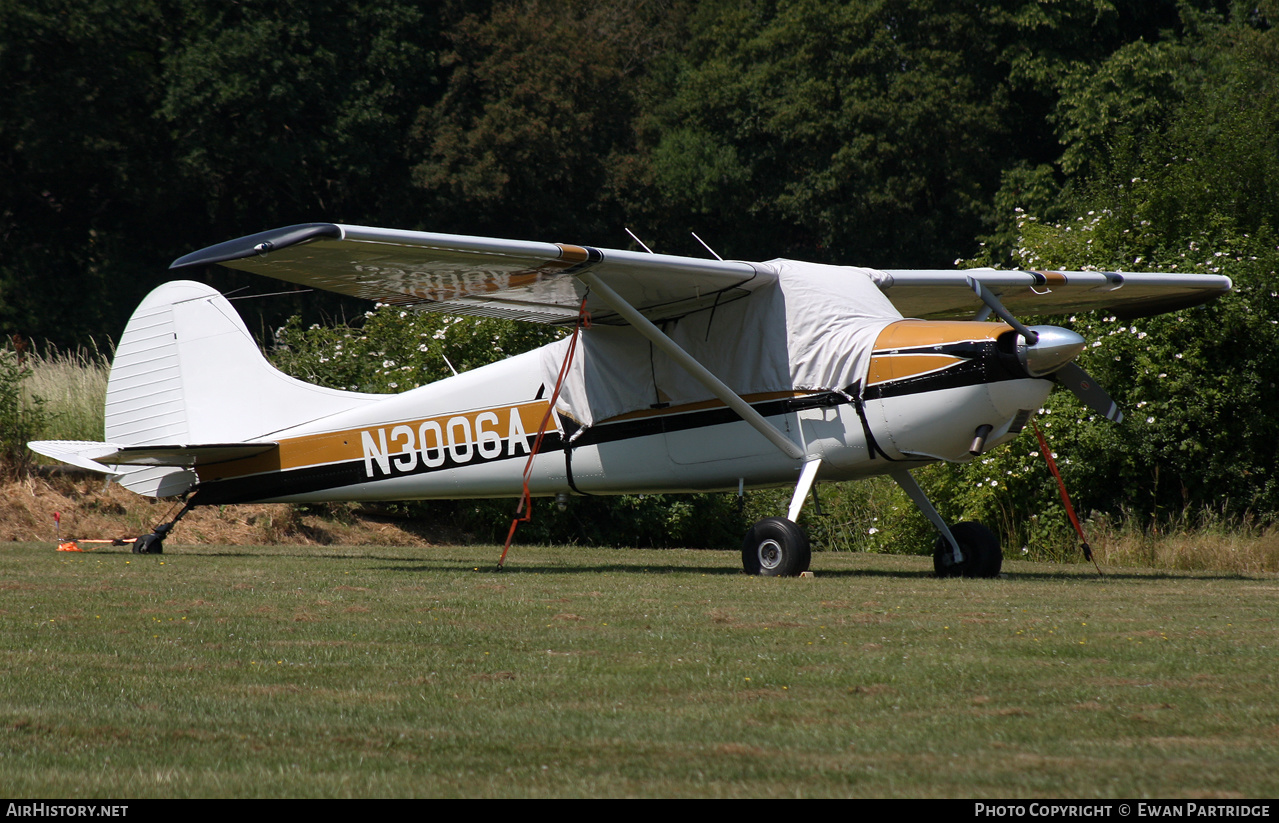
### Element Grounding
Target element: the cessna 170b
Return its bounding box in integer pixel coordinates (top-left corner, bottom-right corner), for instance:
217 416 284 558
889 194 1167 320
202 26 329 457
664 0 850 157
30 223 1231 576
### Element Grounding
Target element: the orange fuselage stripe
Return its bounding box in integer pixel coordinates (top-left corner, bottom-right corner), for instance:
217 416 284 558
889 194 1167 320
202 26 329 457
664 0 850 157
201 400 552 481
867 353 967 385
866 319 1011 385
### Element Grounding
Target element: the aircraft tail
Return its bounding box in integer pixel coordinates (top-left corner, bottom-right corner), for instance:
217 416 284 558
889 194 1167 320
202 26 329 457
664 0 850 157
35 280 381 498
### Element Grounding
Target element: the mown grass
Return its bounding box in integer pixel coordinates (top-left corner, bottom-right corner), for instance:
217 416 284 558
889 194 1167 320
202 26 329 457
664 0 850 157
2 542 1277 798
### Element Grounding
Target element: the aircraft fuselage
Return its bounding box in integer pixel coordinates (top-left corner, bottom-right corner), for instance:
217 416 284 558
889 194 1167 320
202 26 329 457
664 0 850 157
191 319 1052 506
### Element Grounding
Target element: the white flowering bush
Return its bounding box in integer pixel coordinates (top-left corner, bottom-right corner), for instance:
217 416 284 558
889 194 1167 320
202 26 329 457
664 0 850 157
271 308 564 393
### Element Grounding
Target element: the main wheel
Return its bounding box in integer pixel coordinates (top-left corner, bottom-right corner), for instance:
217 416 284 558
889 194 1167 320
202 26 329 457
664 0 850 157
742 517 811 577
132 533 164 554
933 521 1001 578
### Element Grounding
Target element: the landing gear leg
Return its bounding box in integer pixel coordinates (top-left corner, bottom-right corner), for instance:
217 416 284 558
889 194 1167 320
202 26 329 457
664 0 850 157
132 499 198 555
741 458 821 577
890 469 1002 579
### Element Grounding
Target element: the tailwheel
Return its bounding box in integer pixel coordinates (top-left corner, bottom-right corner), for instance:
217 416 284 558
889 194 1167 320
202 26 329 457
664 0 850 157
132 533 164 554
742 517 811 577
132 506 190 556
934 521 1001 579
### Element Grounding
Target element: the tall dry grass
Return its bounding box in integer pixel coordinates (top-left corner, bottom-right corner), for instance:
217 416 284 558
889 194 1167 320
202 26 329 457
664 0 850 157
24 343 110 442
1087 511 1279 574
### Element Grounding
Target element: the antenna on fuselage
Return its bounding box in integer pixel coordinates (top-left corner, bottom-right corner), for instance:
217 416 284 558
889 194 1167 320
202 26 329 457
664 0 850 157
624 227 655 254
691 231 723 261
441 353 459 377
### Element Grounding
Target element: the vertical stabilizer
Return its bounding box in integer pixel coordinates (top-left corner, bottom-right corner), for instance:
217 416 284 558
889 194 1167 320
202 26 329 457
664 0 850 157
104 281 381 497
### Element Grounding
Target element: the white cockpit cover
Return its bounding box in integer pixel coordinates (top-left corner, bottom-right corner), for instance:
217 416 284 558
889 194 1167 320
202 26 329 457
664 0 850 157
543 260 903 427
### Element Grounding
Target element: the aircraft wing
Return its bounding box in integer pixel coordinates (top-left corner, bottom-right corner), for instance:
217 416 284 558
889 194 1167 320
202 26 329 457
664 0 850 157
171 223 775 326
171 224 1231 324
878 269 1232 320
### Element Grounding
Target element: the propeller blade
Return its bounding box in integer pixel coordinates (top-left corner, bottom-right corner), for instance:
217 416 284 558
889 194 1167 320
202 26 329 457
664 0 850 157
1054 363 1124 423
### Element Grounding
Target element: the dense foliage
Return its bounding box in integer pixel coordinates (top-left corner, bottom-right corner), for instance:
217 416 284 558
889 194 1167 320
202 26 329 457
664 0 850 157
5 0 1277 550
0 350 46 477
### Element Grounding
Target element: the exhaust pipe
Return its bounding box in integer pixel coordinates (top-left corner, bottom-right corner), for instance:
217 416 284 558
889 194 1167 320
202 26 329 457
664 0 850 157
970 424 994 456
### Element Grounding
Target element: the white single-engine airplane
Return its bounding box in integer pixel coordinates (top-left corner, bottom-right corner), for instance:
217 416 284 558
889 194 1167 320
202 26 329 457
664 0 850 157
31 223 1231 575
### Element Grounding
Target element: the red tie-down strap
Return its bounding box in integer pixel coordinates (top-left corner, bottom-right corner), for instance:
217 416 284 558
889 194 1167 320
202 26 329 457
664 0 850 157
1032 421 1102 575
497 295 592 569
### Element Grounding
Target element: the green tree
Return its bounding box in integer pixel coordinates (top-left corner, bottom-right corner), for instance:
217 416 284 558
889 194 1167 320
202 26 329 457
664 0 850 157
0 0 181 346
160 0 448 230
940 6 1279 545
0 0 453 348
0 348 47 476
623 0 1188 267
982 0 1274 258
410 0 684 241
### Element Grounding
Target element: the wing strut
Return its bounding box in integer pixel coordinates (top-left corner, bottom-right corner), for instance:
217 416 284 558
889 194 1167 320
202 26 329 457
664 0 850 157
577 272 806 461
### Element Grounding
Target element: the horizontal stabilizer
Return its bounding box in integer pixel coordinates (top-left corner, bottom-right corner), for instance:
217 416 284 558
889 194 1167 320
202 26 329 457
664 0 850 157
27 441 124 474
97 442 277 467
29 440 277 471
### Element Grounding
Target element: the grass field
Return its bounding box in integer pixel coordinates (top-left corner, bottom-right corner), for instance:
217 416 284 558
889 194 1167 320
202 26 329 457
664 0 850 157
2 542 1277 798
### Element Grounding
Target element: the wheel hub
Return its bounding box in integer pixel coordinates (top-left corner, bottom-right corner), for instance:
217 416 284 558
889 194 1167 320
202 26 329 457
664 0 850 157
757 539 783 570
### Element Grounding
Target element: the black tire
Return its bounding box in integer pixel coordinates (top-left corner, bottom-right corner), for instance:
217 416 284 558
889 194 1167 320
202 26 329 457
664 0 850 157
132 533 164 555
742 517 811 577
933 521 1001 578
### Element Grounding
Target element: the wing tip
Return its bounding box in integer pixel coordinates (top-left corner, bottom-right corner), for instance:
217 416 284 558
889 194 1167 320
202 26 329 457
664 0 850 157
170 223 344 270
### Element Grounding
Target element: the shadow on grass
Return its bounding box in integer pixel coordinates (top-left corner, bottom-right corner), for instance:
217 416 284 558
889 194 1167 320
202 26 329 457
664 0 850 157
41 543 1271 582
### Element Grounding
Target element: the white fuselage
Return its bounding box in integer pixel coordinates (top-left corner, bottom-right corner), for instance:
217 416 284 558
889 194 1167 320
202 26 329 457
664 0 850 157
193 335 1053 506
